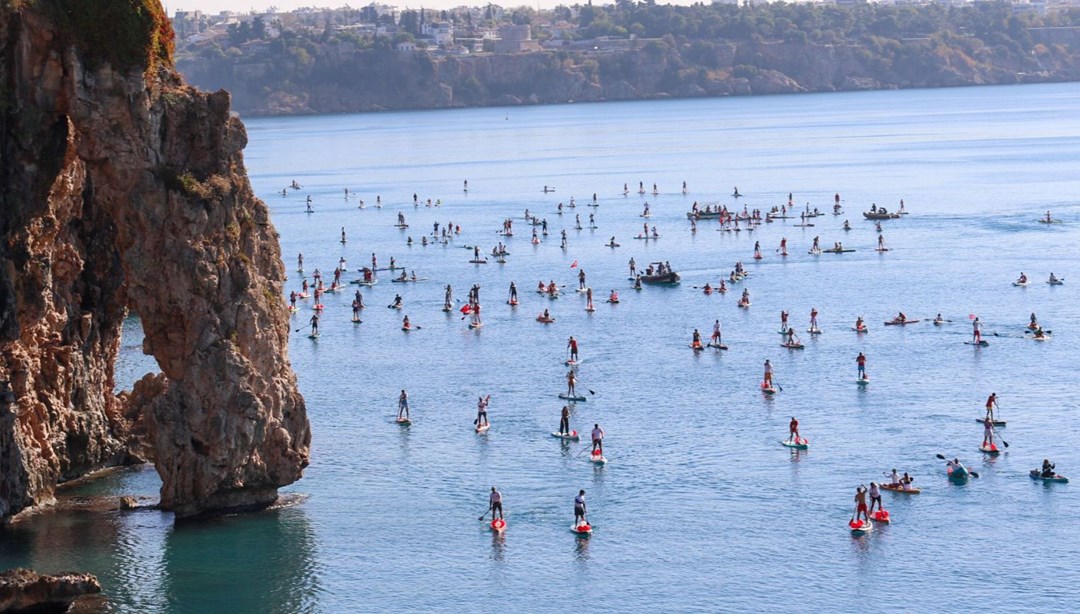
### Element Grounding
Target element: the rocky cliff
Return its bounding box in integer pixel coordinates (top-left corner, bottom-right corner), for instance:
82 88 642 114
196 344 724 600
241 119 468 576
0 1 309 521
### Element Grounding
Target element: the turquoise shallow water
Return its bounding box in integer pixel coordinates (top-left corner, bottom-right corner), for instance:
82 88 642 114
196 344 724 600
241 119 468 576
4 84 1080 611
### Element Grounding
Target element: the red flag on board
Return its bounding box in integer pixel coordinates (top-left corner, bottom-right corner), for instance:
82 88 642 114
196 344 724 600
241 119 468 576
570 261 578 269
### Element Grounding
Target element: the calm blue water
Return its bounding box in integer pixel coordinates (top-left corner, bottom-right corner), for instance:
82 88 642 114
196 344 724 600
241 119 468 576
4 84 1080 611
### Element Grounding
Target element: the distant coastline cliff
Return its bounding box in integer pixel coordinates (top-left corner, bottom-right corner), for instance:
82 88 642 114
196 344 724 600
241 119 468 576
0 0 310 521
173 2 1080 115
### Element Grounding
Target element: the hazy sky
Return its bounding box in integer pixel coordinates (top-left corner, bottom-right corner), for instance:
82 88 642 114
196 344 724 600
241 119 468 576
165 0 642 14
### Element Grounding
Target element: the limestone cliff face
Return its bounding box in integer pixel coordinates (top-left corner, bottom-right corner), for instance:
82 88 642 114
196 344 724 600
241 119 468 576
0 2 310 520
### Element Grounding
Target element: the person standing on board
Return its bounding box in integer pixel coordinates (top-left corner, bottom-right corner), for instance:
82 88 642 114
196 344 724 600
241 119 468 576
809 308 819 332
867 482 882 515
566 370 578 398
574 490 588 526
985 393 998 421
711 319 722 346
489 487 503 521
857 353 867 379
763 359 773 388
982 416 996 448
854 486 869 523
398 390 410 421
476 395 491 428
591 424 605 454
629 257 637 278
972 317 982 344
567 336 579 362
309 313 319 336
559 405 571 436
788 416 800 443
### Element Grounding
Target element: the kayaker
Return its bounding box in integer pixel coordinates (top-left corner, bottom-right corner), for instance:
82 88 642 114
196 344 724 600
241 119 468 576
985 393 998 421
855 316 865 331
567 336 579 362
788 416 800 443
397 390 410 420
566 370 577 398
763 360 773 388
591 424 605 454
1049 272 1059 284
1041 459 1056 478
391 294 403 309
1018 272 1027 284
886 469 901 487
947 458 963 473
402 315 411 330
857 353 866 379
901 473 915 490
609 290 619 303
489 487 503 520
867 482 883 514
559 406 571 435
574 490 587 526
982 417 995 448
854 486 869 523
895 312 907 323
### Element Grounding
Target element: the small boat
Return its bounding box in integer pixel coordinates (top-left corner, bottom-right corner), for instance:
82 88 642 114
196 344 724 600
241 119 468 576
781 438 808 450
552 431 580 440
863 211 901 220
881 483 920 494
639 263 681 284
1029 470 1068 483
979 443 1001 456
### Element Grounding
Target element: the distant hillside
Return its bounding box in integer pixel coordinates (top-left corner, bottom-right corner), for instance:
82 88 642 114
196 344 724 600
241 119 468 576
175 2 1080 115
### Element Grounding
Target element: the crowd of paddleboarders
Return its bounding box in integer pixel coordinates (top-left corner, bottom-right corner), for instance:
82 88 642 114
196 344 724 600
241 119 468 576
283 178 1068 536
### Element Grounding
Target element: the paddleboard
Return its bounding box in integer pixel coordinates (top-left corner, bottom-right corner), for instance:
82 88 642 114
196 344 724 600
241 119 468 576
690 343 705 351
964 340 989 347
537 317 555 324
851 326 869 333
707 343 728 350
589 451 607 464
781 438 808 450
475 423 490 434
313 304 325 311
761 384 777 395
1029 470 1068 483
307 333 319 339
807 328 822 335
565 359 579 366
975 419 1006 427
857 377 870 385
558 394 587 402
396 417 411 425
469 322 484 329
351 317 362 323
469 259 488 264
881 484 920 494
738 301 751 308
571 523 593 536
781 342 804 349
870 510 891 524
401 326 414 331
979 443 1001 456
490 518 506 532
507 299 519 306
552 431 580 440
442 306 453 312
849 519 873 534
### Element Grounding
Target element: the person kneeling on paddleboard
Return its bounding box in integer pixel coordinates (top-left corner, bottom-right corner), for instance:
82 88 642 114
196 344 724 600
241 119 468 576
574 490 587 526
489 487 503 520
591 424 605 454
559 406 571 435
788 417 800 443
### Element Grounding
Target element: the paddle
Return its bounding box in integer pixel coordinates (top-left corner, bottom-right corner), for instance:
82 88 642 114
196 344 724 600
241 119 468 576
575 382 596 395
992 427 1009 448
478 506 491 521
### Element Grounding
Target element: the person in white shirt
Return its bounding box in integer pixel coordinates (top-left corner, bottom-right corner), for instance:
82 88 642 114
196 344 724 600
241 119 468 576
489 487 503 520
591 424 605 454
574 490 587 526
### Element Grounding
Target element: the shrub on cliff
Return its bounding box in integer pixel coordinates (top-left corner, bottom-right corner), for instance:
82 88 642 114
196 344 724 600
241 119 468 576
43 0 175 73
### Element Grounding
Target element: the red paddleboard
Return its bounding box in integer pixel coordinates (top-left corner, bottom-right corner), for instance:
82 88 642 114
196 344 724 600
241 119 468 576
571 523 593 536
490 518 506 532
871 510 891 524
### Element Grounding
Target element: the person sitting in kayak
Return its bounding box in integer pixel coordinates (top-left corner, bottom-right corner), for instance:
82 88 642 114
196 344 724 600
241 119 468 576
547 281 558 295
402 315 411 330
854 486 869 523
1049 273 1060 284
398 270 408 281
559 406 571 435
539 309 552 322
718 280 727 293
703 283 712 295
691 329 703 349
1033 327 1047 339
489 487 503 520
788 416 800 443
985 393 998 421
763 360 773 388
609 290 619 303
982 417 995 448
591 424 605 454
1018 272 1027 284
843 220 851 231
855 316 865 331
566 370 577 398
887 469 901 487
947 458 963 473
574 490 588 526
895 312 907 323
476 395 490 427
867 482 882 514
537 281 545 293
1041 459 1057 478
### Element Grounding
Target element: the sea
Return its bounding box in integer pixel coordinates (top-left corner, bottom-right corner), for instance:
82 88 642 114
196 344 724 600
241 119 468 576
3 83 1080 612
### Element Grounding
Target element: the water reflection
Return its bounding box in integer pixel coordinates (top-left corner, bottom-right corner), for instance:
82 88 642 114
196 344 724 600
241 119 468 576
573 535 591 563
161 503 321 612
490 531 506 562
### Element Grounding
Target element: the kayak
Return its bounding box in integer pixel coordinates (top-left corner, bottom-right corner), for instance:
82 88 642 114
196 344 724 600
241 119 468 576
979 443 1001 456
884 319 920 325
851 326 869 334
558 394 587 402
781 438 808 450
552 431 580 440
571 523 593 536
947 464 969 480
589 450 607 464
881 483 920 494
849 519 873 535
490 518 507 532
1029 470 1069 483
475 423 490 434
1012 281 1029 287
870 510 891 524
975 419 1006 427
